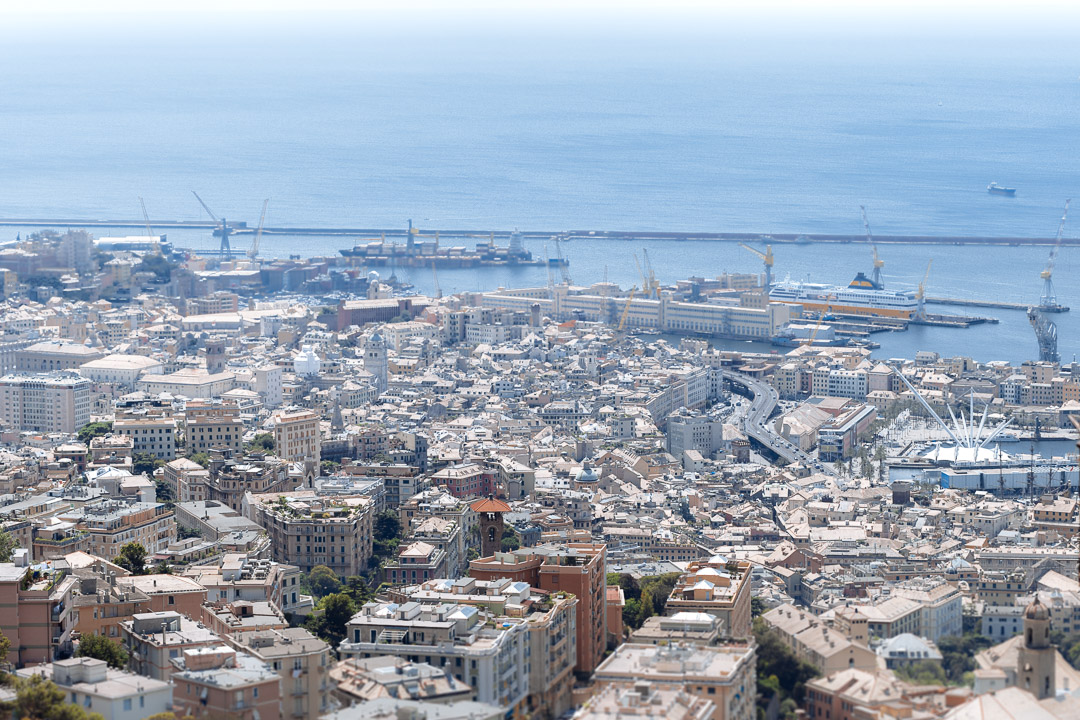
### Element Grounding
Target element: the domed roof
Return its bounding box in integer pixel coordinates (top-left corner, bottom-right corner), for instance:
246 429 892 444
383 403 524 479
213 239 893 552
1024 595 1050 621
574 461 598 483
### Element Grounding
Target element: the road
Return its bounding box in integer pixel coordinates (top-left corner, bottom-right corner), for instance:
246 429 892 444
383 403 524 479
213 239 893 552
727 371 828 472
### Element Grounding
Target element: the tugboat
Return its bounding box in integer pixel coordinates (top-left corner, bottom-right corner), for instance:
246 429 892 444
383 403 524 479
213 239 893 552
987 182 1017 197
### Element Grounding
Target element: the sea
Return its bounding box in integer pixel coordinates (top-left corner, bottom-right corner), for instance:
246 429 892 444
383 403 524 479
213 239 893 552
0 11 1078 365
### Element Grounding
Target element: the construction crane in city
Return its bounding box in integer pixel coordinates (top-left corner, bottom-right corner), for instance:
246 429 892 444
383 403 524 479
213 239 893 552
192 191 233 257
1040 199 1070 310
859 206 886 289
247 199 269 260
1028 307 1060 363
739 242 774 288
915 260 933 321
618 287 637 331
138 197 161 255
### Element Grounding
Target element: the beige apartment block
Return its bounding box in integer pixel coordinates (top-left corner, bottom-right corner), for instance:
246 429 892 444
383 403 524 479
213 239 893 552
226 628 332 720
273 409 321 462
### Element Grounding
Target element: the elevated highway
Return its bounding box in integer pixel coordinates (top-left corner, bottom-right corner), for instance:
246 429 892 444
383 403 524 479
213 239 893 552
726 371 828 472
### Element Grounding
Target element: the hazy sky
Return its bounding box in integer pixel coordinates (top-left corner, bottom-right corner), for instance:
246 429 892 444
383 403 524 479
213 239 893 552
2 0 1077 39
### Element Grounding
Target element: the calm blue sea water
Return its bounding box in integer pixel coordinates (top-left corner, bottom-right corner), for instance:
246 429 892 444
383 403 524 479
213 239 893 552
0 12 1077 364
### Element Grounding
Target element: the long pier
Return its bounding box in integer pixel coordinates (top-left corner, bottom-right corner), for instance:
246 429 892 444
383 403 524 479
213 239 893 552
1 217 1079 246
927 296 1069 312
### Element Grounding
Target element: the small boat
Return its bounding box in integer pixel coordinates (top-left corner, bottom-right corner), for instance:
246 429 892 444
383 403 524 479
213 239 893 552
987 182 1016 196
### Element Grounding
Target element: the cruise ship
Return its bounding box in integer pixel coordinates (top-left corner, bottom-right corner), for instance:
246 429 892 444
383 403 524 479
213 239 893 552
769 272 918 319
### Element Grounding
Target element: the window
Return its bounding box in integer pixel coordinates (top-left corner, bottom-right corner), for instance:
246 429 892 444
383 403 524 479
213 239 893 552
123 699 132 711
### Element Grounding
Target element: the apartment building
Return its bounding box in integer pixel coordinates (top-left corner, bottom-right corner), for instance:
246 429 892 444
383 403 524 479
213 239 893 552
171 645 282 720
0 551 78 666
666 410 724 459
113 415 178 460
115 574 209 618
182 554 312 618
163 457 210 503
226 628 332 720
206 453 295 512
273 409 321 463
406 516 466 578
62 500 176 558
245 491 375 576
17 657 172 720
592 643 757 720
664 558 753 641
431 462 497 499
185 398 245 454
340 589 577 719
121 611 222 681
470 542 607 675
385 542 449 586
0 372 92 433
762 604 878 674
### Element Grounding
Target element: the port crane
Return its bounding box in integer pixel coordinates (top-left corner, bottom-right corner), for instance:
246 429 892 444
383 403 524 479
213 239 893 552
554 236 571 285
739 242 774 288
247 199 269 260
432 260 441 299
1028 307 1059 363
1039 199 1070 310
860 206 884 288
138 197 162 255
642 249 660 299
618 287 637 331
192 191 233 257
915 260 932 321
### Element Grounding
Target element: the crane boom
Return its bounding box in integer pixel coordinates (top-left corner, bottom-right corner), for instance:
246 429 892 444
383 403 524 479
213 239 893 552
432 260 441 299
861 206 885 288
738 242 774 288
192 191 219 224
139 197 161 255
1040 199 1070 308
248 199 268 259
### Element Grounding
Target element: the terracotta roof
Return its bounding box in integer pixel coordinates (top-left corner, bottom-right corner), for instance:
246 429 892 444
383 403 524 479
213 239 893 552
471 498 511 513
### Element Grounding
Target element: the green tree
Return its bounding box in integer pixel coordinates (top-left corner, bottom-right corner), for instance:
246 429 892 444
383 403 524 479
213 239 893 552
374 511 401 540
372 510 403 564
306 565 342 598
76 634 129 669
936 633 992 685
154 479 176 508
320 460 341 475
751 597 767 618
136 254 178 282
501 526 521 552
77 421 113 445
246 433 275 453
305 592 357 648
894 660 948 686
115 542 147 575
0 627 11 667
342 576 374 607
154 561 173 575
132 452 164 476
0 527 17 563
11 674 106 720
753 617 819 710
187 452 210 468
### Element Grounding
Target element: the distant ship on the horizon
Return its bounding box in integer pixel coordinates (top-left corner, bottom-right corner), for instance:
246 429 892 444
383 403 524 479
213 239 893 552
987 182 1016 196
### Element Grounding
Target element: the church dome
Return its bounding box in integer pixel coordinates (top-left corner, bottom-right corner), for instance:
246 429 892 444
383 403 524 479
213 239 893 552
1024 596 1050 621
